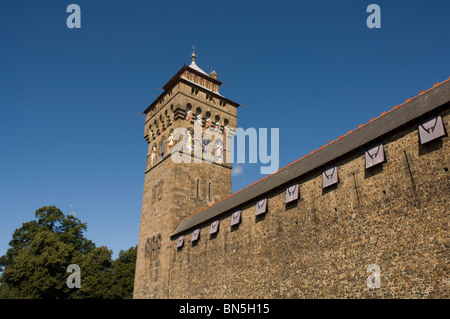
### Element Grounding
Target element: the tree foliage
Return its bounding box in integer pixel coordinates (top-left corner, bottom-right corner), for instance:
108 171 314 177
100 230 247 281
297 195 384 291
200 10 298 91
0 206 136 299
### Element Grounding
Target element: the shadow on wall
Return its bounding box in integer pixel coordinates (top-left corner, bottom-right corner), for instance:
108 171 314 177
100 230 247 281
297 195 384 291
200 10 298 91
419 138 444 157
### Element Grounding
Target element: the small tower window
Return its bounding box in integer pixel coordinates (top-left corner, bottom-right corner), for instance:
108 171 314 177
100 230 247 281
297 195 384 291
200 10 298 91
159 139 165 159
196 179 200 198
185 104 192 121
223 119 229 135
204 111 211 128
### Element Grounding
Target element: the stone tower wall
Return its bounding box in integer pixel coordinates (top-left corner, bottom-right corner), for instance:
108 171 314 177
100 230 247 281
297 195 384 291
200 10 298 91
134 78 237 298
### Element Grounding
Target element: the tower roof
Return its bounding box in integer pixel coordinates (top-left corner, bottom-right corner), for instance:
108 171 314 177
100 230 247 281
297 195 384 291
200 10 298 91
143 52 240 114
188 50 208 76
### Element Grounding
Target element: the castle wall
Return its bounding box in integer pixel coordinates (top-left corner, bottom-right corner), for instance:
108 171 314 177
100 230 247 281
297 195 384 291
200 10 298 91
168 107 450 298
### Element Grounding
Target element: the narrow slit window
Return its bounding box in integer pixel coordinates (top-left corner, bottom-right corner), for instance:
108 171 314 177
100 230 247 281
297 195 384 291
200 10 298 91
196 179 199 198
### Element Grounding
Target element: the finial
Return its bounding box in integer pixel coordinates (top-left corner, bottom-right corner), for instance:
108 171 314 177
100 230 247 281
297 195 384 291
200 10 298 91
191 45 197 63
209 70 218 80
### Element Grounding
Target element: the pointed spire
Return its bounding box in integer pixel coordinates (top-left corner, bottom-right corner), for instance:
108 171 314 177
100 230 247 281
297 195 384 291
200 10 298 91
191 45 197 63
188 45 208 76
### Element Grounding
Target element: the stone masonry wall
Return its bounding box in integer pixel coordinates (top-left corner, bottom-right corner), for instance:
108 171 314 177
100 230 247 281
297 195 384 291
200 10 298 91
168 106 449 298
134 79 236 298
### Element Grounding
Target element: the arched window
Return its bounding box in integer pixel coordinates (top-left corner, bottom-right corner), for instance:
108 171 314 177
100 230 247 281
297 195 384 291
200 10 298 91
185 104 192 121
194 107 202 125
159 139 165 159
148 125 154 141
223 119 229 135
205 111 211 128
214 115 220 132
154 119 160 135
160 114 165 131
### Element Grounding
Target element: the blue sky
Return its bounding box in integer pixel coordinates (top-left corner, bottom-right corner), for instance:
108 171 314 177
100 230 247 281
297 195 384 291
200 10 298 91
1 0 449 258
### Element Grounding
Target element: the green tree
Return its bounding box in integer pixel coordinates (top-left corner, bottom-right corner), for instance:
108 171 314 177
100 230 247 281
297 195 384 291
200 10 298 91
68 245 115 299
0 206 136 299
108 246 137 299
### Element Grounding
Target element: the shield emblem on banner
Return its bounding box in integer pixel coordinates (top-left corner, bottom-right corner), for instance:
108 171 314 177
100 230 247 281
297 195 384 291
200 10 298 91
230 211 241 226
191 229 200 242
285 184 299 203
176 236 184 248
255 198 268 216
365 144 385 169
418 115 446 144
210 220 219 234
323 166 338 188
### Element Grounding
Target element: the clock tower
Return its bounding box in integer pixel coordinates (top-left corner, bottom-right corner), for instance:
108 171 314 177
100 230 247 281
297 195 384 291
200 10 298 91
133 52 240 298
